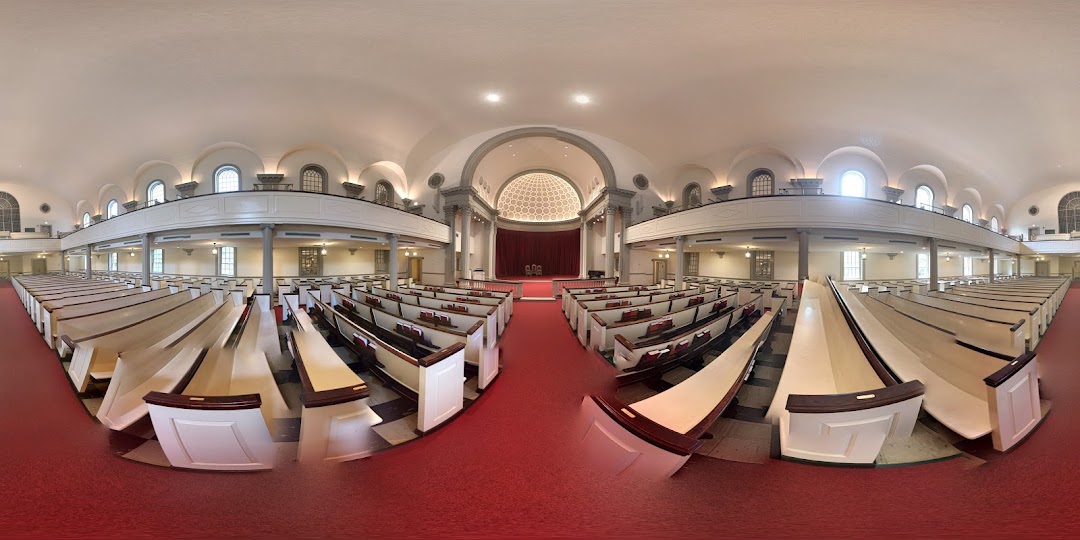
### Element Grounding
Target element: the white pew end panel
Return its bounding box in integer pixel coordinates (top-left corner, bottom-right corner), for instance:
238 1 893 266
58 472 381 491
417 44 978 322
144 391 275 471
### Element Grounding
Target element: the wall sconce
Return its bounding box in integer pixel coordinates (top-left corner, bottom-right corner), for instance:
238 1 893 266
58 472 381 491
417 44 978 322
945 255 952 262
744 247 751 258
211 242 218 255
861 249 867 260
129 250 136 257
320 243 328 256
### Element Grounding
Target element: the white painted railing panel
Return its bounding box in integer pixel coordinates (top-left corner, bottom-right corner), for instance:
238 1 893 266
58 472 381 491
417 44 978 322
60 192 450 250
627 196 1026 254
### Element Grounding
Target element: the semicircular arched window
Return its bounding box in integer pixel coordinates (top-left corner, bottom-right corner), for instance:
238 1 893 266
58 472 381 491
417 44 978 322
374 180 394 207
214 165 240 193
840 171 866 198
683 183 702 208
147 180 165 207
300 165 327 193
106 199 119 219
962 204 974 223
0 192 20 233
990 216 1000 232
81 212 91 228
915 185 934 211
1058 191 1080 233
749 170 774 197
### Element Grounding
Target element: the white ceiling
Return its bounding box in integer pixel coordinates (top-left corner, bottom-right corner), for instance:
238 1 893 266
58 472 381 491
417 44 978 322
2 1 1079 209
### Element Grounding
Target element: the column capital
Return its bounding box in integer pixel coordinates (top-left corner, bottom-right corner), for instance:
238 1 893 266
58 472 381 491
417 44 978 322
385 233 398 240
140 232 152 241
795 228 812 235
675 235 687 243
259 223 275 231
605 204 618 215
461 205 474 216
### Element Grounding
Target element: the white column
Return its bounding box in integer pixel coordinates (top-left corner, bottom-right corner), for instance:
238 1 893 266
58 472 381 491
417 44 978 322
1015 254 1021 277
141 233 152 287
60 251 67 274
797 229 810 282
261 224 274 295
674 235 686 290
459 206 472 280
579 220 588 278
928 237 939 291
988 248 995 282
387 233 399 291
619 207 631 282
444 206 456 283
485 220 494 280
85 244 93 279
604 206 616 277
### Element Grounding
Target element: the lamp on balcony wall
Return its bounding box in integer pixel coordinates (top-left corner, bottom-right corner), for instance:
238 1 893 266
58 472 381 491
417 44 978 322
211 243 218 255
861 248 867 260
744 247 751 258
129 249 135 257
945 254 952 262
320 243 328 256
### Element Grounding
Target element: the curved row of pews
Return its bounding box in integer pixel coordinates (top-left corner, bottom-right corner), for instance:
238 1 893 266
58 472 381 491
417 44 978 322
14 273 512 471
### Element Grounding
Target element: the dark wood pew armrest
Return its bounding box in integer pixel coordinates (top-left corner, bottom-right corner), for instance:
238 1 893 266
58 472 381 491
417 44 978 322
59 335 77 350
984 351 1037 388
590 395 701 456
419 342 466 368
143 391 263 411
785 381 926 414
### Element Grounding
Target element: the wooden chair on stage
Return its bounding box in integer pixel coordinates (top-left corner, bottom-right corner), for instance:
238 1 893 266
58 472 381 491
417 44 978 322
525 265 532 276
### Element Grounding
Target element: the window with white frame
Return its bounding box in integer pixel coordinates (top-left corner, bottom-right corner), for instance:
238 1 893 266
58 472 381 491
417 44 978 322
218 246 236 276
107 199 119 219
963 256 973 276
81 213 91 228
147 180 165 206
962 204 973 223
215 165 240 193
300 166 326 193
151 248 163 273
108 252 117 272
843 250 863 280
990 216 999 232
915 185 934 211
840 171 866 198
917 252 930 279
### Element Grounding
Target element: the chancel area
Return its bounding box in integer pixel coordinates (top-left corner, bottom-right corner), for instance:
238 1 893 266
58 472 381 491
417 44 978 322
2 1 1080 537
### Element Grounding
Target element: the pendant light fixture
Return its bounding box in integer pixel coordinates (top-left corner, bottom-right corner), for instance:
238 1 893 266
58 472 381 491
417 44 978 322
744 246 751 258
320 243 328 256
861 248 867 260
211 242 218 255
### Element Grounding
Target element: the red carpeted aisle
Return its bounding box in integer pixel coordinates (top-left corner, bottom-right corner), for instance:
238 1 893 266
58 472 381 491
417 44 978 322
499 275 577 298
1 280 1079 537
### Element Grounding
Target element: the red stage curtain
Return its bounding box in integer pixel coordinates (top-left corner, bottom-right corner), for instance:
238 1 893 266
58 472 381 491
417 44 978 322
496 227 580 277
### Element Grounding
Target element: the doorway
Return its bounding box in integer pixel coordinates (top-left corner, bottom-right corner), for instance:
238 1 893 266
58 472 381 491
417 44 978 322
0 260 9 280
31 258 47 275
408 257 423 283
1035 260 1050 277
652 259 667 285
1072 260 1080 281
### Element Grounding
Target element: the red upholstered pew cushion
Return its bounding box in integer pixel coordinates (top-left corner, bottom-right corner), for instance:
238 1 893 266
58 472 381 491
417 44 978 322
365 295 382 307
341 299 356 311
711 299 728 313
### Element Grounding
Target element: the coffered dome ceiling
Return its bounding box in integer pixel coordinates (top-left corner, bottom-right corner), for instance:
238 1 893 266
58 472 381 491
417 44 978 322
1 1 1079 211
497 172 581 223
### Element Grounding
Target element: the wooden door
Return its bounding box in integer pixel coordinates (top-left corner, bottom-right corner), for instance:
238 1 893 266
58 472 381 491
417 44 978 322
1035 261 1050 277
31 258 47 275
652 259 667 285
408 257 422 282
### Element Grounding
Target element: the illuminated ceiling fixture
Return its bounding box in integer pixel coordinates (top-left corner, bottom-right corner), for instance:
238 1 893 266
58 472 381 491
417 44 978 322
129 249 135 257
573 93 590 105
945 254 952 262
484 92 501 103
211 242 218 255
861 248 867 260
745 247 751 258
320 243 328 256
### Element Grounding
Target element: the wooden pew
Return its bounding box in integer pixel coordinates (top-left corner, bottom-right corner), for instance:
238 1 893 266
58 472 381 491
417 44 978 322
283 295 385 464
578 310 781 478
44 288 173 350
38 286 150 335
63 290 227 392
96 292 248 430
589 290 728 351
903 289 1041 348
765 279 924 464
308 294 468 432
838 283 1043 451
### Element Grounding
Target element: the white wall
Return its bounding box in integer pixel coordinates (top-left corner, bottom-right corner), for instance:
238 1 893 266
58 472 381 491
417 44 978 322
0 182 75 234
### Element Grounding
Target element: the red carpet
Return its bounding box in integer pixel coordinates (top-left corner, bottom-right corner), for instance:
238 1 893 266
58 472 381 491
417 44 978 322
499 275 577 298
2 279 1080 537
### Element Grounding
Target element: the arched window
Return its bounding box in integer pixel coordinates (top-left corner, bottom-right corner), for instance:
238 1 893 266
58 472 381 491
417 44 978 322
81 213 91 228
915 185 934 211
106 199 119 219
147 180 165 207
962 204 974 223
374 180 394 207
990 216 1000 232
840 171 866 197
748 169 774 197
683 183 702 208
214 165 240 193
300 165 327 193
0 192 20 233
1058 192 1080 233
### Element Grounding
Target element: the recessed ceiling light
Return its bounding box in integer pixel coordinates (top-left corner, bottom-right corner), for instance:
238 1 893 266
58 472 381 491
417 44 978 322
573 94 590 105
484 92 501 103
512 153 516 157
